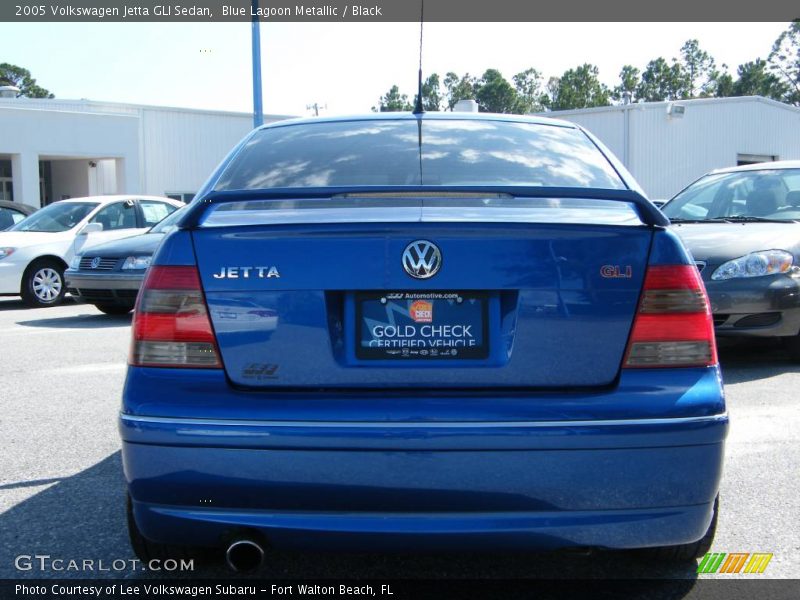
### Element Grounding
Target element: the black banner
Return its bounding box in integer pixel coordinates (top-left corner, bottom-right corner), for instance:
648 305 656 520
2 579 800 600
2 0 799 23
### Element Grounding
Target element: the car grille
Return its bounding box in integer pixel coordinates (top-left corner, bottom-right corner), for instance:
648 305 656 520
79 257 120 271
734 313 781 328
713 314 729 327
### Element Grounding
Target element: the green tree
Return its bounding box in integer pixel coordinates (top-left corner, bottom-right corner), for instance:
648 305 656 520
544 64 610 110
612 65 641 103
637 57 689 101
0 63 53 98
474 69 519 113
418 73 442 111
731 59 788 100
374 84 413 112
714 71 735 98
768 20 800 105
443 72 477 110
679 39 718 97
512 68 545 113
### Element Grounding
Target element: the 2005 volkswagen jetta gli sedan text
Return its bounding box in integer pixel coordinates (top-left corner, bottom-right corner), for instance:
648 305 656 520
120 113 727 572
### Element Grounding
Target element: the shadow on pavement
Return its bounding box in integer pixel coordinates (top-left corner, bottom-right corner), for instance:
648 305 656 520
0 452 698 590
718 338 800 384
16 312 132 329
0 297 76 312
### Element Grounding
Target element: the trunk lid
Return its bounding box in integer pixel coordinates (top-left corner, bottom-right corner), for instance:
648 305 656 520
192 198 653 389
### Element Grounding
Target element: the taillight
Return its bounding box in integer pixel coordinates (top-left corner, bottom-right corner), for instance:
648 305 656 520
623 265 717 368
130 266 221 368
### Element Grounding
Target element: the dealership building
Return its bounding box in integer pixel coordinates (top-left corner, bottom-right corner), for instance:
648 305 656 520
1 94 799 208
0 95 290 208
548 95 800 199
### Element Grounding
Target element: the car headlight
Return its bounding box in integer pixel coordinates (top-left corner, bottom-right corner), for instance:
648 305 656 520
0 247 16 260
711 250 794 281
122 256 152 270
69 255 82 269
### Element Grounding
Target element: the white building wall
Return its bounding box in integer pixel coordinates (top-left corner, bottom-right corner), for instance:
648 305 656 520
0 105 140 207
550 97 800 199
139 107 255 197
0 98 290 206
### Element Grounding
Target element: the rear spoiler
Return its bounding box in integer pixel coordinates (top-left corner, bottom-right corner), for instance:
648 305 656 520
179 186 669 229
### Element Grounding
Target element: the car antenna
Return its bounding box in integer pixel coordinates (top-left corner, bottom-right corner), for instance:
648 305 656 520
412 0 425 114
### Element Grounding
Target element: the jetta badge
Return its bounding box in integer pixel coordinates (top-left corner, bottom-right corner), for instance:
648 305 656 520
90 257 101 269
402 240 441 279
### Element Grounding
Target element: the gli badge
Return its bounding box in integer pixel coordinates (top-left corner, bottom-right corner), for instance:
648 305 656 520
600 265 632 279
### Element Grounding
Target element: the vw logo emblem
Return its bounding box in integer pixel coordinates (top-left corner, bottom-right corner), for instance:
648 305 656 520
90 257 101 269
402 240 442 279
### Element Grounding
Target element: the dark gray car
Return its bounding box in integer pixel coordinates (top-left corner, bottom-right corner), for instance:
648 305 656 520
65 206 185 314
662 161 800 359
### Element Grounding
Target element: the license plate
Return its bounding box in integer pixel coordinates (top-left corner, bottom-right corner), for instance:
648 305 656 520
356 292 488 360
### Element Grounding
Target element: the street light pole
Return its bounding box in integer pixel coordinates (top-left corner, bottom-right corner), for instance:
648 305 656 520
251 0 264 128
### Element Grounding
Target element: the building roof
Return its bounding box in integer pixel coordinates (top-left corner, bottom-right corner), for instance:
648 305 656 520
0 96 294 120
537 95 800 118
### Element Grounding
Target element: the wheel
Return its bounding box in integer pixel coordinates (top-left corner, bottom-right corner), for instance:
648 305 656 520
636 496 719 562
21 259 66 307
126 495 201 564
94 303 134 315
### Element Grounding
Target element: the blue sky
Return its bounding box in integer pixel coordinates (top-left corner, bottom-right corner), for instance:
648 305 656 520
0 22 789 116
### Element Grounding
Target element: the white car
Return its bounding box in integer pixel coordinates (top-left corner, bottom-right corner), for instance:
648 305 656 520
0 195 182 307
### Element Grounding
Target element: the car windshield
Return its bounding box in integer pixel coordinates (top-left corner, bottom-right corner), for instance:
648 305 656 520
214 118 626 190
662 168 800 222
10 202 99 232
149 204 187 234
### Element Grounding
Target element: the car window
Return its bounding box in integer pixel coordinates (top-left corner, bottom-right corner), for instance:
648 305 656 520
10 202 98 232
0 207 24 229
214 119 626 191
140 200 177 227
90 201 138 230
663 169 800 221
149 203 187 233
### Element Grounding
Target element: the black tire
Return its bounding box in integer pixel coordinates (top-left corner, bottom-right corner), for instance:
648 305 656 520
94 303 134 315
21 259 66 307
127 495 201 564
636 496 719 562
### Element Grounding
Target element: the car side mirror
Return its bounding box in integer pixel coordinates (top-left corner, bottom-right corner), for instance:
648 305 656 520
79 222 104 235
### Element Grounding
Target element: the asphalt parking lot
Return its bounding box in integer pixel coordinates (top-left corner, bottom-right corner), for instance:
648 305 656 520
0 297 798 582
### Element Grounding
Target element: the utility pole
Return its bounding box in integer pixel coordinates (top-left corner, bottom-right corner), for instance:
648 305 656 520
251 0 264 128
306 102 327 117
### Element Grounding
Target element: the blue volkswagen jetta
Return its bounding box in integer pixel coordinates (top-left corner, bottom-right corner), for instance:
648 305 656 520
120 113 726 571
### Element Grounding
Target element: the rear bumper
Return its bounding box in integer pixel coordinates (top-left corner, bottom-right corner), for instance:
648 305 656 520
121 367 727 552
706 274 800 337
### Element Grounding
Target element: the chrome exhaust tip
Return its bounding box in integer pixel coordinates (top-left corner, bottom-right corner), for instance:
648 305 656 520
225 539 265 573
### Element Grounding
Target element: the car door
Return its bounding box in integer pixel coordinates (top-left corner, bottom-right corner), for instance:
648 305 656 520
72 200 148 255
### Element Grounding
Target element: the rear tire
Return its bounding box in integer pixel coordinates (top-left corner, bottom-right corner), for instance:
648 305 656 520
636 496 719 562
21 259 66 307
126 495 201 564
94 303 134 315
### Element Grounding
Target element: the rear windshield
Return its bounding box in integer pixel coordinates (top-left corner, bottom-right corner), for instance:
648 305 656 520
214 119 625 191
